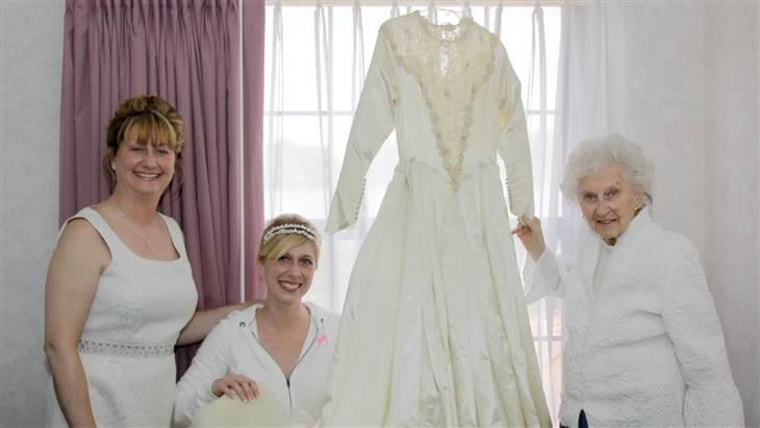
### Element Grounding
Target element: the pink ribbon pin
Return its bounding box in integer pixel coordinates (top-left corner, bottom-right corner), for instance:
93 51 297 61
316 334 329 345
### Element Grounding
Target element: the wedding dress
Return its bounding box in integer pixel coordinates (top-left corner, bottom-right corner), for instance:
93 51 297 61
321 11 552 427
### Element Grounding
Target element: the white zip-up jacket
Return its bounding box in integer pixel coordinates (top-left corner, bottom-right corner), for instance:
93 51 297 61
526 208 744 427
173 303 340 427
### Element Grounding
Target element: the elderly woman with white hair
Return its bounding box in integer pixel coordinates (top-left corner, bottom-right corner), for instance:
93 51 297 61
513 134 744 427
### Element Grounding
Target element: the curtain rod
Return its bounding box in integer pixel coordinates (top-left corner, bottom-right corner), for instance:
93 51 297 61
266 1 565 6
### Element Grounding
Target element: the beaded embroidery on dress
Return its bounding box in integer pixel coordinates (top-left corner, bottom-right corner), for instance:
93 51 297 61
322 11 550 427
386 11 498 188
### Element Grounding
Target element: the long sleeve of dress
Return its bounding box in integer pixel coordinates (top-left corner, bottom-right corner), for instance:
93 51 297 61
497 50 534 219
173 321 234 427
524 249 567 304
660 238 744 426
325 29 397 234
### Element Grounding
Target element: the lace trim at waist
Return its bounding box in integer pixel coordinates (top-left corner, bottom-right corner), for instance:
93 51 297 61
78 339 175 358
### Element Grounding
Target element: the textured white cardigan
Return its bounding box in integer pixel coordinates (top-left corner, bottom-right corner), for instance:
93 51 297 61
526 209 744 427
173 303 340 427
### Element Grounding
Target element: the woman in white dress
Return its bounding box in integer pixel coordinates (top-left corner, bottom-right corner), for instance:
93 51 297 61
44 95 251 427
174 214 340 427
513 134 744 427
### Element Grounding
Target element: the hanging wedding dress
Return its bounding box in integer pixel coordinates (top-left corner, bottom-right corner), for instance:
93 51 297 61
321 11 551 427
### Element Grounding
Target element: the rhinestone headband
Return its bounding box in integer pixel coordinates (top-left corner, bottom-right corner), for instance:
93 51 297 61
262 224 318 244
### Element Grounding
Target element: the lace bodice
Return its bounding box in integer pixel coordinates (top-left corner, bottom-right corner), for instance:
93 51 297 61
384 11 498 188
326 11 534 234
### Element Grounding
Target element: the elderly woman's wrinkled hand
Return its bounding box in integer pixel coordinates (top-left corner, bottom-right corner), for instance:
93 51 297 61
511 216 546 262
212 373 260 402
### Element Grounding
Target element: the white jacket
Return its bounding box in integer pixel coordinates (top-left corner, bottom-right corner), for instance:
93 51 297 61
527 208 744 427
173 303 340 427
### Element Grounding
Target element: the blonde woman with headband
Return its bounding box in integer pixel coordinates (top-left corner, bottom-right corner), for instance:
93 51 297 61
173 214 340 427
44 95 252 427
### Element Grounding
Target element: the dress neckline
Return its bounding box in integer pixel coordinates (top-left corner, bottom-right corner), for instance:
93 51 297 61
411 10 473 44
85 206 182 263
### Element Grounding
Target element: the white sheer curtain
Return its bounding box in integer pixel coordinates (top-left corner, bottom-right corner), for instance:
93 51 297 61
552 2 622 256
264 0 563 418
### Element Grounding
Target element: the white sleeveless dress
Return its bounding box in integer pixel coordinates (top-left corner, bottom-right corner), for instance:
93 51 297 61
45 207 198 427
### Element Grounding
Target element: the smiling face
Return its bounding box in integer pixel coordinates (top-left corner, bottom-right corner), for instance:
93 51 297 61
260 241 317 306
112 127 177 198
104 96 184 193
578 163 644 244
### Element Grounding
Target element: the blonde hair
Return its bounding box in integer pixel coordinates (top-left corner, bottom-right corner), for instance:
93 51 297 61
103 95 185 189
258 214 321 265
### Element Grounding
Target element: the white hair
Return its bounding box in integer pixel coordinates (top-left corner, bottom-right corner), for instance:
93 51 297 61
560 134 655 204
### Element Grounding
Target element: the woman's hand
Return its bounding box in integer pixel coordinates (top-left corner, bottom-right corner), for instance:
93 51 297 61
511 216 546 262
211 373 260 401
177 300 257 346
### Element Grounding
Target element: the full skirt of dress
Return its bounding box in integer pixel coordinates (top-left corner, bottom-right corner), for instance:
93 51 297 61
321 160 551 427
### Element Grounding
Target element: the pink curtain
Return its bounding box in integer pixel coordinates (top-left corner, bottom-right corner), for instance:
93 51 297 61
59 0 265 375
243 0 266 300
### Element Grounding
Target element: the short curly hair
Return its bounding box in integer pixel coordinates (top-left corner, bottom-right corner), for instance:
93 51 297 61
102 95 185 189
560 134 655 205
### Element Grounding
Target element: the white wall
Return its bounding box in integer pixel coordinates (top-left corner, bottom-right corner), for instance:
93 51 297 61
601 3 707 251
0 1 756 427
704 3 760 426
0 1 64 426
